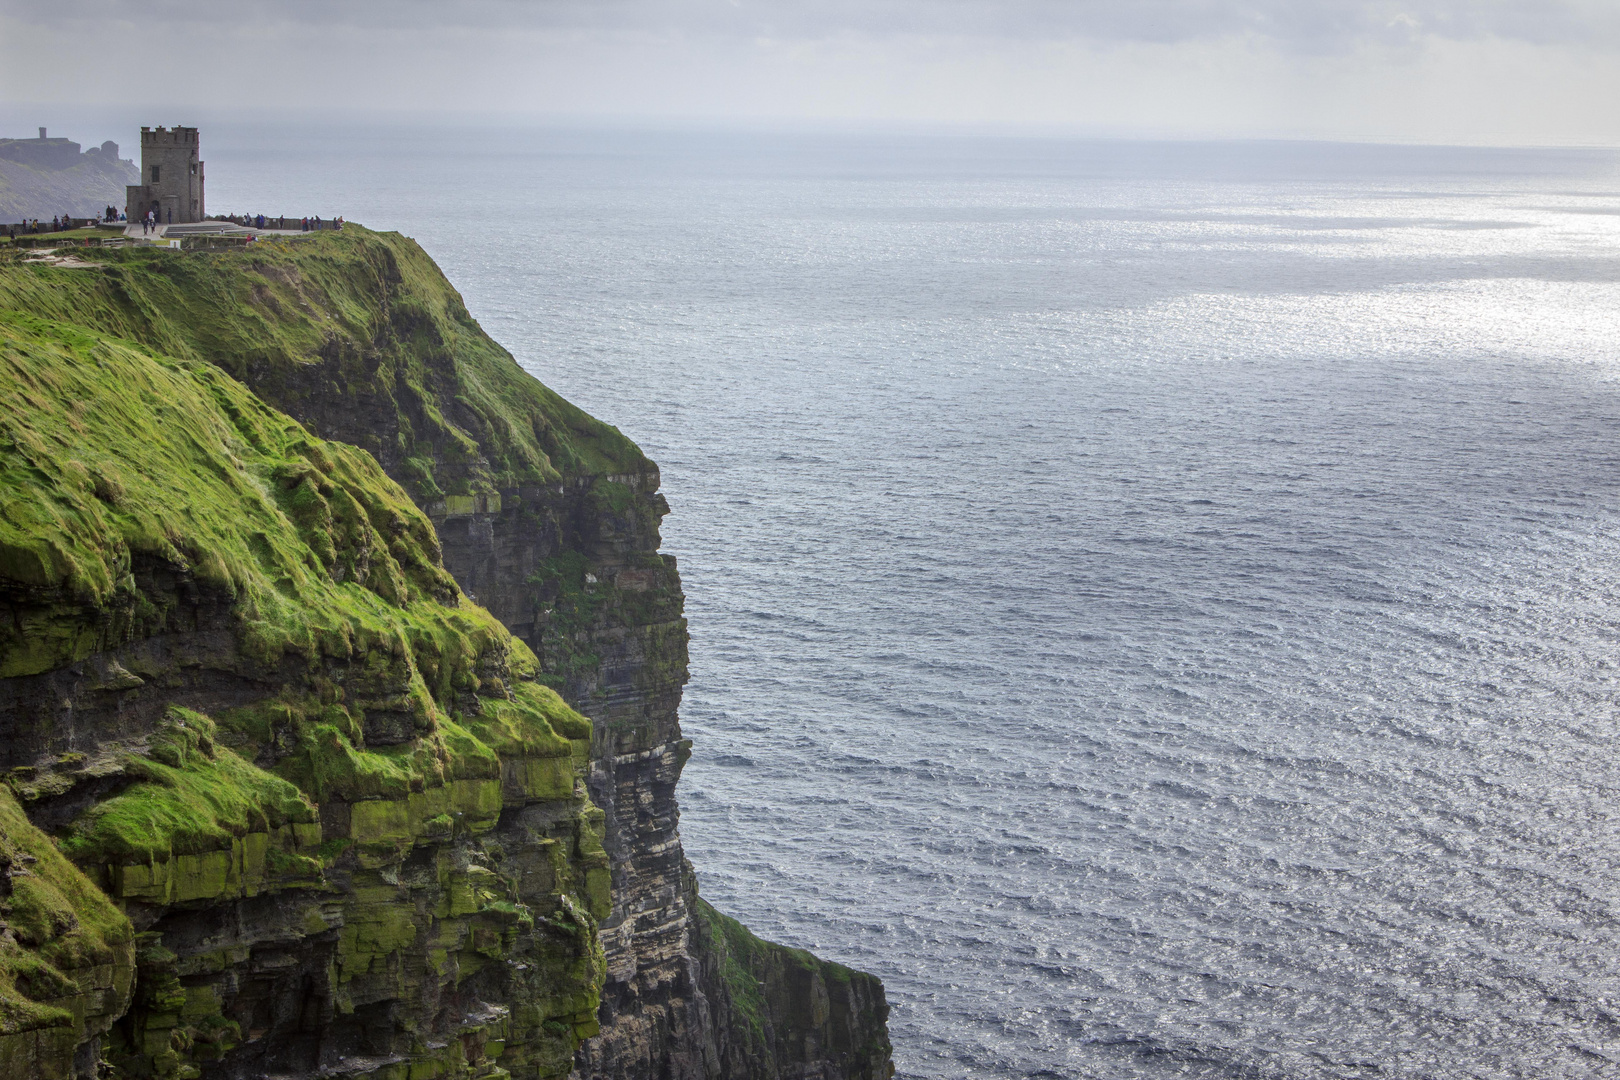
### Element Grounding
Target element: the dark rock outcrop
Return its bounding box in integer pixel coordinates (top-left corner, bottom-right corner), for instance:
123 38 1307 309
689 889 892 1080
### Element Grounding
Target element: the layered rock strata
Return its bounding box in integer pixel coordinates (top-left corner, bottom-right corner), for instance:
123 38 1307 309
0 228 893 1079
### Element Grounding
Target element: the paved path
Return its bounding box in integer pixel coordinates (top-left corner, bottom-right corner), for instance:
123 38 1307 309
123 222 311 241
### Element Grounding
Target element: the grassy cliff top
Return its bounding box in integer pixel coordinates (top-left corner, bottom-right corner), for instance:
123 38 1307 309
0 226 648 500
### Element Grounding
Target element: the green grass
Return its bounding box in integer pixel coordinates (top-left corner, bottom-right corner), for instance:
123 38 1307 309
0 226 649 501
464 681 590 758
58 709 316 865
0 307 464 678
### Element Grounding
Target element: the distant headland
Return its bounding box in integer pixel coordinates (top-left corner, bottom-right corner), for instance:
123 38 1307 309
0 127 137 222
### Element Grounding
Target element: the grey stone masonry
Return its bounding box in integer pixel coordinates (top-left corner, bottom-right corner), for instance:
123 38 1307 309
125 126 204 224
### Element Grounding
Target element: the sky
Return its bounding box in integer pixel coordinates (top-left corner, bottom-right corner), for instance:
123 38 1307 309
3 1 1620 145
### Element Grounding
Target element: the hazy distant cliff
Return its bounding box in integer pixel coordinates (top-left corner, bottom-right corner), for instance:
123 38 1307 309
0 133 136 220
0 228 891 1079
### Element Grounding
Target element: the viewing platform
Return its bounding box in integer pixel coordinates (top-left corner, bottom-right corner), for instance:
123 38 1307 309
129 221 305 242
126 216 345 245
1 217 346 254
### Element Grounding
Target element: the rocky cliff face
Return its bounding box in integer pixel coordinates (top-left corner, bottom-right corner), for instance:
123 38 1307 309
0 229 892 1080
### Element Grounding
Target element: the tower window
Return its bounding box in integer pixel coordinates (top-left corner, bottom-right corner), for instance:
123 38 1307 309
152 166 160 183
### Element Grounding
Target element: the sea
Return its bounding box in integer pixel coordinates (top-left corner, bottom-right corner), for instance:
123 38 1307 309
211 125 1620 1079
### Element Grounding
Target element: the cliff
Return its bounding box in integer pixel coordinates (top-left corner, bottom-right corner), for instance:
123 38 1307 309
0 228 892 1079
0 142 136 222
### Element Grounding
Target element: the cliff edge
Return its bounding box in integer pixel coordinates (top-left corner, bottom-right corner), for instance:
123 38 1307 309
0 227 892 1079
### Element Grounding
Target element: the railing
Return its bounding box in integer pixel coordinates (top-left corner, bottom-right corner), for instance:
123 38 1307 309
2 216 345 233
207 215 344 231
2 217 117 232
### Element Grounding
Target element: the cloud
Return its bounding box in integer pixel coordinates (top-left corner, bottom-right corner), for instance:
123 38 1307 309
5 0 1620 144
10 0 1620 51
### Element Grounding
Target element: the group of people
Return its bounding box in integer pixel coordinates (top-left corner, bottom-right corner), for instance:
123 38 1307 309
6 216 76 236
4 211 141 237
1 209 350 242
218 213 345 232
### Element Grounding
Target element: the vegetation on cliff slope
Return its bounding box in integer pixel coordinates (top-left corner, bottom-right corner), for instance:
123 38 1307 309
0 300 609 1078
0 305 465 677
0 227 648 503
57 709 317 867
0 786 135 1080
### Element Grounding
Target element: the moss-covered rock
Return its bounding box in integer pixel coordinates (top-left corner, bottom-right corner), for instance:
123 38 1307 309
0 298 609 1078
0 787 134 1079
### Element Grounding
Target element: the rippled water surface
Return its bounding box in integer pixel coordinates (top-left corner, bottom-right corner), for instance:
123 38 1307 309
218 129 1620 1078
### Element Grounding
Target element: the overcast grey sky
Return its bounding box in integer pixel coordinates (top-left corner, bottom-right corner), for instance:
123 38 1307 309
4 1 1619 143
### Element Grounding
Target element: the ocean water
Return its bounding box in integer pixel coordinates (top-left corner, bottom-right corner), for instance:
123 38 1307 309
213 127 1620 1078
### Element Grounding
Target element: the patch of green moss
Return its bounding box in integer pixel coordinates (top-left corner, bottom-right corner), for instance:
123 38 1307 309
464 682 590 758
0 788 133 1036
58 708 316 866
215 694 515 810
0 309 462 677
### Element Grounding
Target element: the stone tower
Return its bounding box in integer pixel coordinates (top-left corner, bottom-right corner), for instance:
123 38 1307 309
124 126 204 225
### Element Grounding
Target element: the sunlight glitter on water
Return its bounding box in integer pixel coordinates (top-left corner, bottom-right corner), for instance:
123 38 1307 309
214 129 1620 1078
